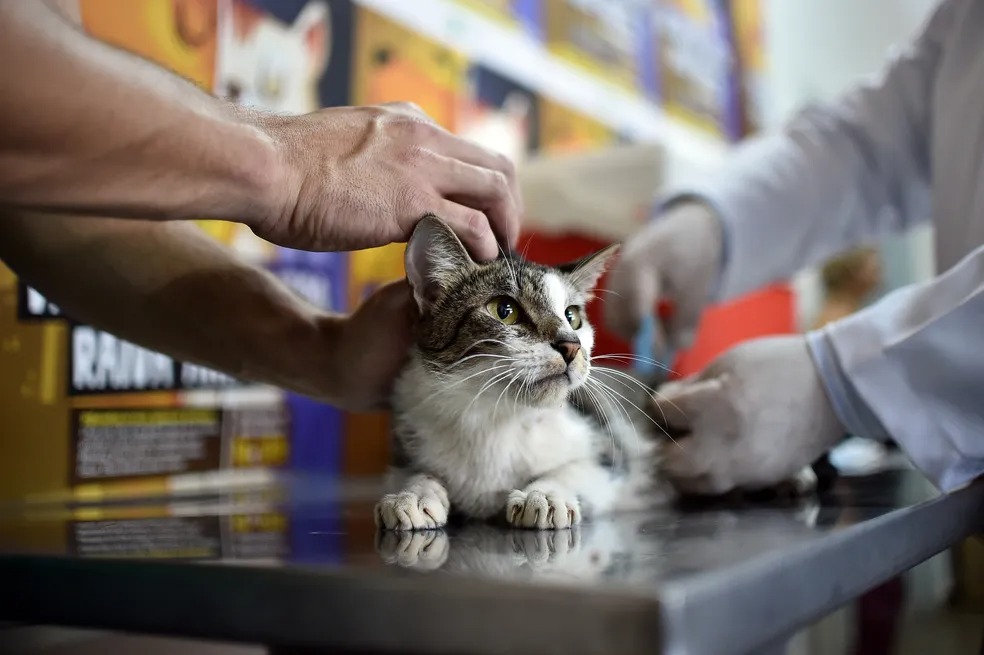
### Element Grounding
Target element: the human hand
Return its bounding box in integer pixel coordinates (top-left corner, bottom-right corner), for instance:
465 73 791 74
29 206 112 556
605 202 722 352
650 335 845 495
248 102 520 261
322 279 417 412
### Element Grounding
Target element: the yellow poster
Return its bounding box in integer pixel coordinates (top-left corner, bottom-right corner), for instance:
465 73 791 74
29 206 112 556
348 8 468 307
538 99 613 155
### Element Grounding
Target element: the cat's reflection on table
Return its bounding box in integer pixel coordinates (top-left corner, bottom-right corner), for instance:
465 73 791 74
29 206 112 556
374 495 827 585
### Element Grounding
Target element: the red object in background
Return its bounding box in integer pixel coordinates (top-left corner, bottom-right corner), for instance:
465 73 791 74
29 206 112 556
672 284 796 377
519 231 797 376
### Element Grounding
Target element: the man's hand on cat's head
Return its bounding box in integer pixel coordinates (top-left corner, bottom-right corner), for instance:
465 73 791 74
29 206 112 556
245 102 520 262
320 279 416 412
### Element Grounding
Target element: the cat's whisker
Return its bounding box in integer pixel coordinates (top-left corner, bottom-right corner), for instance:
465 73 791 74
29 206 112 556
477 338 521 352
587 377 683 450
519 236 533 266
644 388 691 443
591 353 677 375
584 378 636 468
592 367 690 424
446 339 520 368
588 370 662 462
463 368 515 416
421 363 512 404
445 352 514 371
577 382 620 474
492 371 523 422
498 242 519 290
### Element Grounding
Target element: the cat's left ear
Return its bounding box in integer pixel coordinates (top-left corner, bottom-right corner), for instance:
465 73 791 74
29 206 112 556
405 215 477 312
293 1 330 75
558 244 621 295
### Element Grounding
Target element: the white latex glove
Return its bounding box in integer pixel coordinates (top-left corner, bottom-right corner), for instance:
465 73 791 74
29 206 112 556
652 335 846 495
605 201 723 352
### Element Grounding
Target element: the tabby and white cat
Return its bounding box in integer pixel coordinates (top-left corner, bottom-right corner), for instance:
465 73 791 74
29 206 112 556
375 216 671 532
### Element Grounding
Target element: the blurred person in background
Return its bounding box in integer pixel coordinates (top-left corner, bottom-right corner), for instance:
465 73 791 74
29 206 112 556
607 0 984 496
813 247 883 330
0 0 520 412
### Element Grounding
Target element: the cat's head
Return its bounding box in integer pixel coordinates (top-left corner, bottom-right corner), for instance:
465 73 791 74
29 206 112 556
406 215 618 408
216 0 330 114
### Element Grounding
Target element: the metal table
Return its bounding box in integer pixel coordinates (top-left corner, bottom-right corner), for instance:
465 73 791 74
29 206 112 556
0 466 982 655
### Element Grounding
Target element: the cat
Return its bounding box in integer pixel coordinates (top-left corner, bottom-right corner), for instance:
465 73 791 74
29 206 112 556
375 215 672 532
215 0 329 115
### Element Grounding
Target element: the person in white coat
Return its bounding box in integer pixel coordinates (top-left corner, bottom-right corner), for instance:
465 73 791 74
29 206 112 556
606 0 984 496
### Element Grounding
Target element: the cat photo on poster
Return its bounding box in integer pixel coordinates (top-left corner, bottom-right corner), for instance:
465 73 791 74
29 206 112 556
457 65 539 169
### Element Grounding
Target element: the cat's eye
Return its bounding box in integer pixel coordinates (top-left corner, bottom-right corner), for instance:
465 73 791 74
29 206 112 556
487 296 520 325
258 72 283 100
565 305 583 330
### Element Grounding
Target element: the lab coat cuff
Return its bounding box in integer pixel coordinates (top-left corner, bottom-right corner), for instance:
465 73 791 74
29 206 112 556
806 329 890 442
652 191 731 302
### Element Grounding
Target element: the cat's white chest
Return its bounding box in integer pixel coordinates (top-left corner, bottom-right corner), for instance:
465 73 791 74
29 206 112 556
509 409 594 474
416 406 595 519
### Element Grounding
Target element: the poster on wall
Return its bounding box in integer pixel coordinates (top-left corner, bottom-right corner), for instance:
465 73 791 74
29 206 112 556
0 0 360 502
212 0 354 472
458 65 539 167
341 7 471 476
729 0 767 137
347 7 468 308
650 0 742 140
452 0 544 41
538 98 613 154
544 0 646 93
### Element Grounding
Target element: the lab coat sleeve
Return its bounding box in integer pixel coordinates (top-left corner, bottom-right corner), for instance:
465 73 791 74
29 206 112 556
663 0 959 302
807 243 984 492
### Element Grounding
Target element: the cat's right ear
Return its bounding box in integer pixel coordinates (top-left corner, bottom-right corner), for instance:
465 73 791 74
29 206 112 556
405 215 476 311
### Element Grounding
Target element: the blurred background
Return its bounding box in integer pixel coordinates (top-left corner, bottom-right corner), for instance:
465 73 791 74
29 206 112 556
1 1 981 652
3 0 942 486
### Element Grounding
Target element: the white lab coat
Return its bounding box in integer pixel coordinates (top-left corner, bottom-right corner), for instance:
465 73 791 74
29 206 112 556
674 0 984 492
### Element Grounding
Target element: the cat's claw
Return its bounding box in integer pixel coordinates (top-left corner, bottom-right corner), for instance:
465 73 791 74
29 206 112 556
506 489 581 529
375 490 449 531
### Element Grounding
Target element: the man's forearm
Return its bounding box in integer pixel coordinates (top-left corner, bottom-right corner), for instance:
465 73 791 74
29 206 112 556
0 1 278 224
0 211 344 403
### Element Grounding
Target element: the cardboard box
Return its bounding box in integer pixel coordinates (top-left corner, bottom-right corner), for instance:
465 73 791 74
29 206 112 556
0 273 294 502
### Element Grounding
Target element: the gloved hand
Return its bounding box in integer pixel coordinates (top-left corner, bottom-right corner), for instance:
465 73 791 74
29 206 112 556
651 335 846 495
605 201 723 352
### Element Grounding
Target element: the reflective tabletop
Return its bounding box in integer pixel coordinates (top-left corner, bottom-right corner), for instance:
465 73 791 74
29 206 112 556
1 465 982 655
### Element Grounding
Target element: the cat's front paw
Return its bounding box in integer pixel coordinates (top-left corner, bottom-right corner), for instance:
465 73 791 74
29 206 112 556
375 490 449 531
506 489 581 530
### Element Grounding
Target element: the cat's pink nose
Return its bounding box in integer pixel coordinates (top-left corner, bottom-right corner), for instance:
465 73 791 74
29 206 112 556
552 339 581 365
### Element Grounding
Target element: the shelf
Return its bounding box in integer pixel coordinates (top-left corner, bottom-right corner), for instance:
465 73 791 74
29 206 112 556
355 0 729 169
